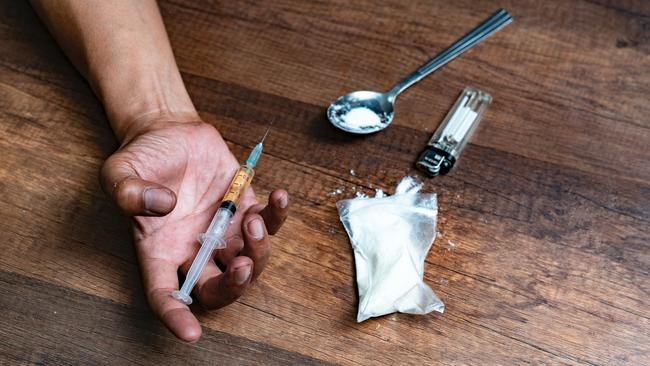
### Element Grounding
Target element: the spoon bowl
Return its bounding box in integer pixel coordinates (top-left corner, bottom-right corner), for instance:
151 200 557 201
327 91 395 134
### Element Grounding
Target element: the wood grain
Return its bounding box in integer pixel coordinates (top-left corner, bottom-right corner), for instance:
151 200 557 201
0 270 329 365
1 0 649 365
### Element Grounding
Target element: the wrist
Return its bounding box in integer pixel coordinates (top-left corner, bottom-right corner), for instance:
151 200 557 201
92 61 199 142
117 109 203 146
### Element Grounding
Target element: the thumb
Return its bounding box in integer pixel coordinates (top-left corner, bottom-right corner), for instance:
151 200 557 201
100 154 177 216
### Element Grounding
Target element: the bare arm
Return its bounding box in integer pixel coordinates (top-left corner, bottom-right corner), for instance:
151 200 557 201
30 0 196 140
31 0 289 343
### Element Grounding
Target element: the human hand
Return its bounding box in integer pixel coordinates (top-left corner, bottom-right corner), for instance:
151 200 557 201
31 0 288 343
100 116 289 342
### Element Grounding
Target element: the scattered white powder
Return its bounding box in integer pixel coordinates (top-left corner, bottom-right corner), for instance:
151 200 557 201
447 240 456 250
340 107 381 128
328 187 345 197
350 169 356 176
346 177 422 200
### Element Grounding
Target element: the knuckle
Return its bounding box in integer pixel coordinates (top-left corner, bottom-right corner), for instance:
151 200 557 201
114 177 142 213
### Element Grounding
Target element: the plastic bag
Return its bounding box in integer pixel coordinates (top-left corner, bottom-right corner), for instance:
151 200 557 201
337 177 444 322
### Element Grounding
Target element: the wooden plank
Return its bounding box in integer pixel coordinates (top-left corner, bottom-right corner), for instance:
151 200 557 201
0 270 330 366
1 83 647 363
0 83 576 364
160 0 650 184
0 0 649 365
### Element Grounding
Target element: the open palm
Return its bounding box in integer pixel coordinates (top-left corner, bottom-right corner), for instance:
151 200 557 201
100 120 288 342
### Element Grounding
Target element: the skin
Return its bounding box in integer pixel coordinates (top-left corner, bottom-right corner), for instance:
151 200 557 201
30 0 288 342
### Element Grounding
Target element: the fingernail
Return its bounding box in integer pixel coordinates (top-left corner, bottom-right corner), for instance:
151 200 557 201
234 264 251 285
247 218 265 241
278 194 288 209
144 187 175 214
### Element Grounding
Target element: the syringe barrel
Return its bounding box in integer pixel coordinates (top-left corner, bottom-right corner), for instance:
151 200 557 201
221 165 255 211
201 207 233 245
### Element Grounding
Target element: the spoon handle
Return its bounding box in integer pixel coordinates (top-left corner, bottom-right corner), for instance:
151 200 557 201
389 9 512 99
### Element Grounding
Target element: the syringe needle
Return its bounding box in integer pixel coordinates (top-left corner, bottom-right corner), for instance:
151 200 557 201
260 126 271 144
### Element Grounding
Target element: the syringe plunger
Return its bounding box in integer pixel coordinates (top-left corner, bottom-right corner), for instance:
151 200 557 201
171 207 230 305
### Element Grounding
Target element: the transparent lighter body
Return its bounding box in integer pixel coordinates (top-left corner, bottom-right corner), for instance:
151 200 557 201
171 165 254 305
416 87 491 176
431 87 491 155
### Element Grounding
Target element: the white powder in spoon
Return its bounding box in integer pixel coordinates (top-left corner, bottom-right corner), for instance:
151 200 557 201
340 107 381 128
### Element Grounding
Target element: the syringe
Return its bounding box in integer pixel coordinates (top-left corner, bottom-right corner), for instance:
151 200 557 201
172 129 269 305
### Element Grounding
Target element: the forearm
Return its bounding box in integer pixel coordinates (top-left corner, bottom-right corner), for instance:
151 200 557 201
30 0 197 141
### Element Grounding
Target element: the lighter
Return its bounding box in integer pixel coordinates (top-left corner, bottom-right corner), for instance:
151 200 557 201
416 87 491 176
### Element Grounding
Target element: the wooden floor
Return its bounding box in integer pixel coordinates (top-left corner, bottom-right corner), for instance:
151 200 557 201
1 0 649 365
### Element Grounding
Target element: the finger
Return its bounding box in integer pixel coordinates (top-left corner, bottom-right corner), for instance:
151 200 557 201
214 235 245 268
100 155 176 216
247 189 289 235
195 256 253 309
241 213 271 280
221 187 256 246
139 257 202 342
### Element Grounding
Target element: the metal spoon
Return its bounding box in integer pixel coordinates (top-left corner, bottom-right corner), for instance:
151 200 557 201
327 9 512 134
